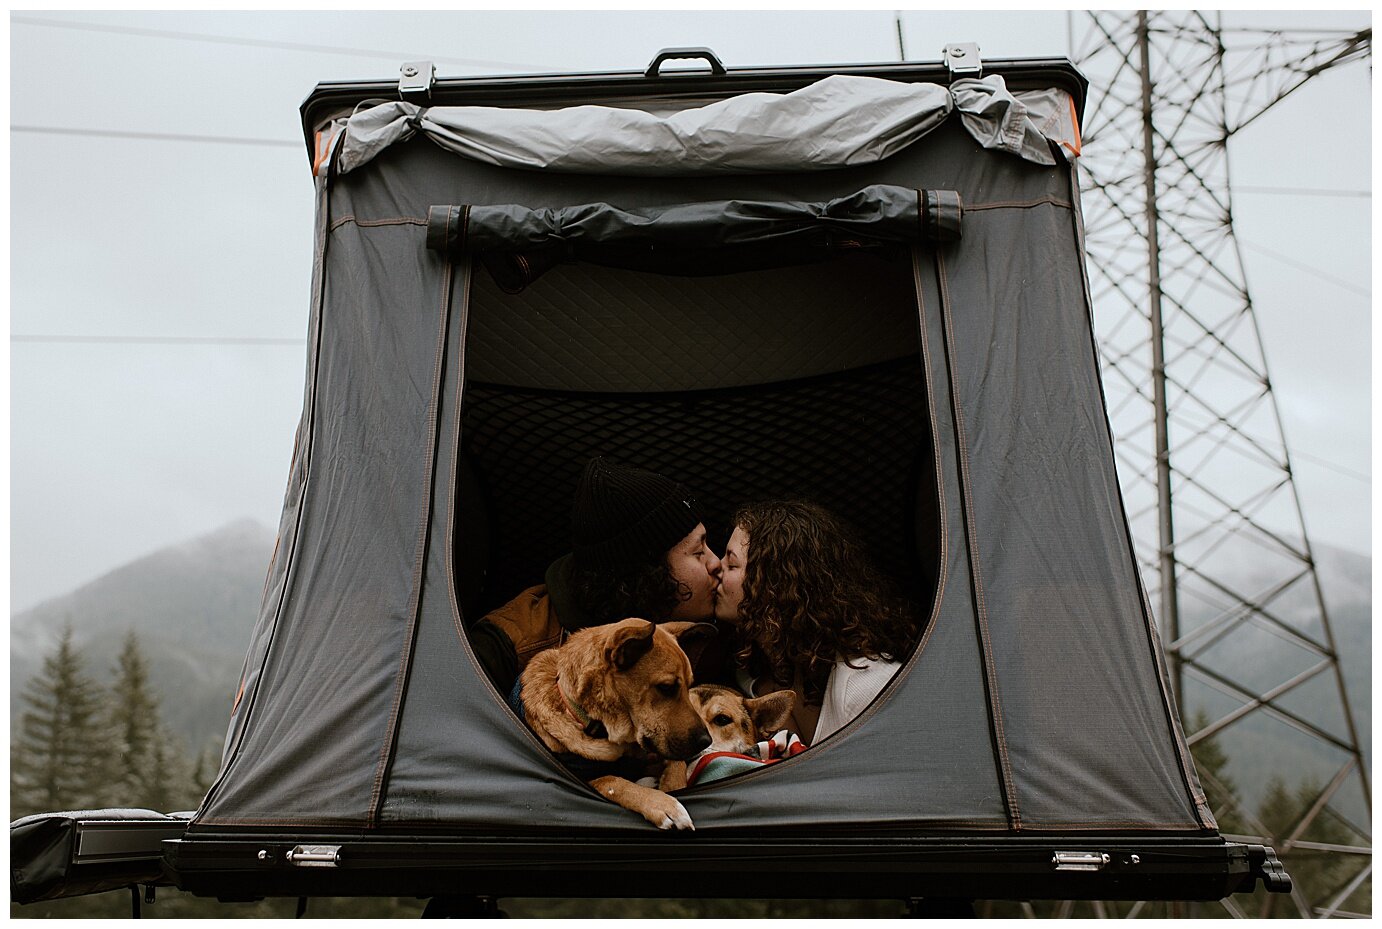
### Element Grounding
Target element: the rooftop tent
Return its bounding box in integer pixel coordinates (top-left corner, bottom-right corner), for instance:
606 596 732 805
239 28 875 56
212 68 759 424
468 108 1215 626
16 53 1291 907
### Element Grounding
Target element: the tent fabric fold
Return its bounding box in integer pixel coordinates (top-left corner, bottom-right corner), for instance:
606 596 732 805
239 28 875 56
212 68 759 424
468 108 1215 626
425 185 962 289
326 74 1078 177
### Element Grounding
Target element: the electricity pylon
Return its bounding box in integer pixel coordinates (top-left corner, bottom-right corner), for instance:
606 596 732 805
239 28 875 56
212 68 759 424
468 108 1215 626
1071 10 1371 918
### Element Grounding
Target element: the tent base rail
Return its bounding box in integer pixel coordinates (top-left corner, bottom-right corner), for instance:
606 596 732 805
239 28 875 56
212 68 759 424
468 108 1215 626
164 834 1286 903
10 811 190 905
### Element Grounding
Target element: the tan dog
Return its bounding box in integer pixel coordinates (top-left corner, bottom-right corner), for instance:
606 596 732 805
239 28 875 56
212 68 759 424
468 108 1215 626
520 618 710 830
691 684 796 755
659 684 796 790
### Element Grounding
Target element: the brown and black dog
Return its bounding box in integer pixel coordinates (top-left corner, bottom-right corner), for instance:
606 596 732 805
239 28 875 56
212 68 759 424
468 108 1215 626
690 683 796 756
519 618 710 830
658 683 796 791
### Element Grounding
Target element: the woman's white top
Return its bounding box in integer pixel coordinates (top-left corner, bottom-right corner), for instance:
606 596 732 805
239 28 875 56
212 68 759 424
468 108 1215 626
814 656 902 743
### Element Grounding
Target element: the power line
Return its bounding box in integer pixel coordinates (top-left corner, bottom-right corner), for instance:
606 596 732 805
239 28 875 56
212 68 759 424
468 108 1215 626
15 344 1366 479
1289 450 1371 485
1219 25 1371 36
1234 185 1370 198
1239 239 1371 300
11 125 297 148
12 335 305 346
12 14 550 72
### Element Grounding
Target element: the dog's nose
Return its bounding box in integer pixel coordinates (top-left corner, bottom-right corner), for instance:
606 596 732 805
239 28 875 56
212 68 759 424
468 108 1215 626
691 728 711 754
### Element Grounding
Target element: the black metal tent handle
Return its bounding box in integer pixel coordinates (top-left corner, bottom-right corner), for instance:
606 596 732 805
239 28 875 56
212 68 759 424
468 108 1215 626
645 47 727 78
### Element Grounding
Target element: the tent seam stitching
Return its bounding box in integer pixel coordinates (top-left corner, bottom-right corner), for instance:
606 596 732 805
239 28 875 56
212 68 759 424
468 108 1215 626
936 250 1023 830
328 214 428 232
964 197 1074 212
367 256 455 825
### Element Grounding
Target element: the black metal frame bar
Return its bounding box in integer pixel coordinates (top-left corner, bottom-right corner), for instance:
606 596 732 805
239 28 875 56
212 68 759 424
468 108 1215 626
165 833 1275 903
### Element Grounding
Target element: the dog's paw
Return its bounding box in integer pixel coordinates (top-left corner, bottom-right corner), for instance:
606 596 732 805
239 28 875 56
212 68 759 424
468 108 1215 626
591 775 696 832
654 798 694 831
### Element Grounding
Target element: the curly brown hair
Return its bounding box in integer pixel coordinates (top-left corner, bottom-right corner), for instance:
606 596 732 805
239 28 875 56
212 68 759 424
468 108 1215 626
733 500 919 705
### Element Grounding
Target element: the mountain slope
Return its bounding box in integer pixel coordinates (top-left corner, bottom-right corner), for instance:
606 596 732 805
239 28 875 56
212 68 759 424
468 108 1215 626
10 519 276 752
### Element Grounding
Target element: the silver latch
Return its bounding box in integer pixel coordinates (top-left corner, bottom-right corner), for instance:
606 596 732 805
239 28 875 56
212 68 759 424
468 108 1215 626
942 43 982 78
1052 851 1111 872
399 61 435 101
285 844 342 868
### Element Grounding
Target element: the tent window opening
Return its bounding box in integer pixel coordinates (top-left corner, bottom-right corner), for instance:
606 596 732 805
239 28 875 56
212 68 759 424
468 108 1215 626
450 219 943 774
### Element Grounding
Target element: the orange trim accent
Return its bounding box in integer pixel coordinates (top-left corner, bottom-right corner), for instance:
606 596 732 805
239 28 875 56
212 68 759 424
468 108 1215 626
231 674 246 713
1064 93 1083 157
312 128 340 177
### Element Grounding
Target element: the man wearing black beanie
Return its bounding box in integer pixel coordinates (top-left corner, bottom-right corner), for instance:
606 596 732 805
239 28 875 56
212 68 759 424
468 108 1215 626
469 457 724 696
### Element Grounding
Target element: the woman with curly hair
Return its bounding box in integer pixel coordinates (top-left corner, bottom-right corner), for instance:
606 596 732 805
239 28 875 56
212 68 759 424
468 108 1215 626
715 500 920 744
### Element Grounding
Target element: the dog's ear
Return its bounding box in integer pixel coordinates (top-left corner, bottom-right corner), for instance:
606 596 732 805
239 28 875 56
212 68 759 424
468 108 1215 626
746 689 795 736
607 619 657 671
657 621 716 642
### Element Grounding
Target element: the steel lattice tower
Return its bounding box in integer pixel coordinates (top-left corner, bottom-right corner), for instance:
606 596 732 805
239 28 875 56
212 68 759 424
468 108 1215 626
1068 10 1371 919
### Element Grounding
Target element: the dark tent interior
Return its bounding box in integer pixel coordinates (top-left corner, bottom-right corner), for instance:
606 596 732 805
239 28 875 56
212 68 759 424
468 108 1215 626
456 253 940 622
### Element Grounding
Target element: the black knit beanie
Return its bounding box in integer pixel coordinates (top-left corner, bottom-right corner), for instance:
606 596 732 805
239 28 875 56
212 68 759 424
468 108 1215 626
571 457 703 572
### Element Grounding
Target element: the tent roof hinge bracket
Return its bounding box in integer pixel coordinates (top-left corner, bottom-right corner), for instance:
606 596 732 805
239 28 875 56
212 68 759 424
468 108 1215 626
943 43 983 79
399 61 436 103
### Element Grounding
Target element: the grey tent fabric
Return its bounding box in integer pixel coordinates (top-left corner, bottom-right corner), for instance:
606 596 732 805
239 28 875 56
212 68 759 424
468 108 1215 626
950 75 1080 165
326 74 1079 177
936 204 1212 829
195 75 1211 837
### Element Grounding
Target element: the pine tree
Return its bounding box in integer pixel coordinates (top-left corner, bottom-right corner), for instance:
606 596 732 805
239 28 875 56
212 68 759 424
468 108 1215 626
107 631 179 811
1255 775 1365 917
10 627 111 817
189 741 223 806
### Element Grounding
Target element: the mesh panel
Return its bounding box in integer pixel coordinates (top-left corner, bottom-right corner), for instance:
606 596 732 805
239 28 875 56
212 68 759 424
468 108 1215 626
458 357 935 615
465 253 921 392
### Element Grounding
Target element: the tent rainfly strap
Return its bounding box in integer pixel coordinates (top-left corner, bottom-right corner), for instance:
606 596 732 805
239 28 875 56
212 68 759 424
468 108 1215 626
425 185 962 292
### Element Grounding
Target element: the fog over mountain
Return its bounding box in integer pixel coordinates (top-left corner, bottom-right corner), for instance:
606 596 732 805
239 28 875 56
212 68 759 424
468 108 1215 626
10 519 276 753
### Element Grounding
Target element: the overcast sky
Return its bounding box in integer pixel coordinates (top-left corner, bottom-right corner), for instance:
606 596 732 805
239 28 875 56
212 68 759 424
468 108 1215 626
8 9 1371 613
